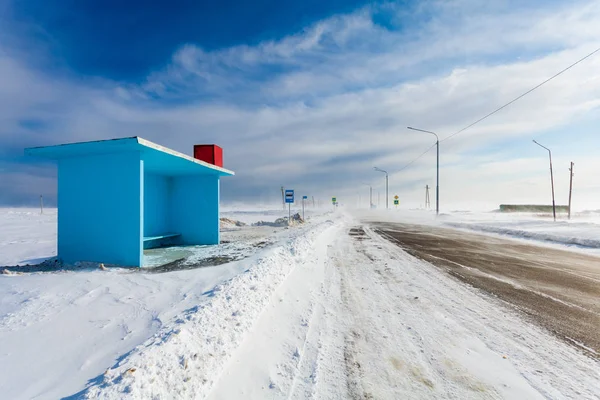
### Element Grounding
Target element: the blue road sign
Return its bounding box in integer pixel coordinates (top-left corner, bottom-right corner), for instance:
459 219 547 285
302 195 308 199
285 190 294 203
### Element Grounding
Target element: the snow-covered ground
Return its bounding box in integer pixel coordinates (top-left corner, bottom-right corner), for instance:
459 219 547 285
0 207 599 399
0 207 331 399
0 208 57 266
358 208 600 255
445 215 600 253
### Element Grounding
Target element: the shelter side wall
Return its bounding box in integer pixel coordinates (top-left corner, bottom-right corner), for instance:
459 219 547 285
144 174 171 236
170 175 219 245
58 152 143 266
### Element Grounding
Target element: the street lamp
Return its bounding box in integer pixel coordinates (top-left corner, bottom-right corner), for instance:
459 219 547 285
362 182 373 209
408 126 439 215
374 167 389 209
533 140 557 222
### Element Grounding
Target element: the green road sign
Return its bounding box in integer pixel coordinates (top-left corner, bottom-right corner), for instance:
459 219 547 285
394 199 399 205
332 197 337 203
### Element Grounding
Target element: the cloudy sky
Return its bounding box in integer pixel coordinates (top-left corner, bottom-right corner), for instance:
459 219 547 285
1 0 599 210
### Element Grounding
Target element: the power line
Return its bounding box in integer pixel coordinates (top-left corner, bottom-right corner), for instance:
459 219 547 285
395 143 437 173
396 45 600 173
441 45 600 142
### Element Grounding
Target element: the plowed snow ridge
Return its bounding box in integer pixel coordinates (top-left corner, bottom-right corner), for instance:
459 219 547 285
81 218 340 399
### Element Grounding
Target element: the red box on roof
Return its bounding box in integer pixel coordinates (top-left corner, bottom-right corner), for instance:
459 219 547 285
194 145 223 167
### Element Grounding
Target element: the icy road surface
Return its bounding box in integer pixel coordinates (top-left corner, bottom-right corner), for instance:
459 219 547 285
76 212 598 399
372 222 600 358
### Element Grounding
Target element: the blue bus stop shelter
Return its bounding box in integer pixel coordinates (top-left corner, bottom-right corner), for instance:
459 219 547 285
26 137 234 267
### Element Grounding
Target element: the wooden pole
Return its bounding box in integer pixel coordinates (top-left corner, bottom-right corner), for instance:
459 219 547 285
568 162 574 220
549 151 556 222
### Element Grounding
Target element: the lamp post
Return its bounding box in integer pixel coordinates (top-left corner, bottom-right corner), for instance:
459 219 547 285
374 167 389 209
408 127 439 215
533 140 557 222
363 183 373 209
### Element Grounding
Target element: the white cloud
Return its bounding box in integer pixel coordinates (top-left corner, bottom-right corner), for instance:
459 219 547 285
1 0 600 209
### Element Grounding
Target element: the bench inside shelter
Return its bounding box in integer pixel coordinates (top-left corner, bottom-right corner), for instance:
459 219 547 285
143 233 182 249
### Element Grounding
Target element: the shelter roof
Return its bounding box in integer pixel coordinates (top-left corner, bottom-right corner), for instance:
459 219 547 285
25 137 234 176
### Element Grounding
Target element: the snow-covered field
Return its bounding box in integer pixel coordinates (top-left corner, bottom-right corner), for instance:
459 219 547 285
0 208 57 266
359 208 600 255
0 207 599 399
444 211 600 253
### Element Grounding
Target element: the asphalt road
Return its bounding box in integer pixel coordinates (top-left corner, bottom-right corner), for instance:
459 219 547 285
371 222 600 359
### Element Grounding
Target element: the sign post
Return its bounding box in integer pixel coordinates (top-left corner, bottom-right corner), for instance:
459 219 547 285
394 195 399 209
285 190 294 224
302 195 308 220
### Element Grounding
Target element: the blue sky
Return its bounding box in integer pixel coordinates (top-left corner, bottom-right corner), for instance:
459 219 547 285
1 0 600 209
6 0 374 80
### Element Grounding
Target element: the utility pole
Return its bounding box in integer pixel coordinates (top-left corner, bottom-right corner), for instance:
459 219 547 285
40 195 44 214
362 183 373 209
374 167 389 209
425 185 430 209
281 186 285 210
533 140 557 222
568 162 574 220
436 139 439 215
312 196 315 208
408 127 440 215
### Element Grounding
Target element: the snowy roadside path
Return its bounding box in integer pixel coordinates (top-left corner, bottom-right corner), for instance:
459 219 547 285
206 215 347 399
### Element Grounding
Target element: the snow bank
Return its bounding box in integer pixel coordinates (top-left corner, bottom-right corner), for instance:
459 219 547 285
219 217 246 229
446 221 600 250
78 218 339 399
220 207 320 226
253 213 305 227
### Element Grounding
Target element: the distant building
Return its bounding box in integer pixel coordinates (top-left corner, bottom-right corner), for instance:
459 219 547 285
499 204 569 213
26 137 234 267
